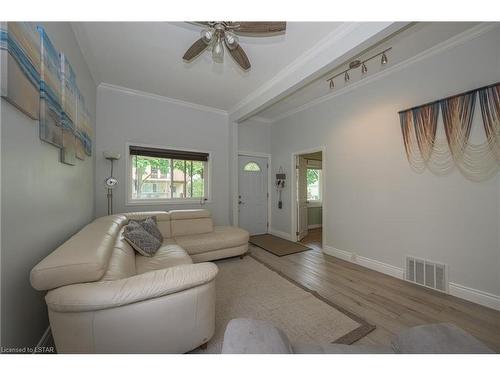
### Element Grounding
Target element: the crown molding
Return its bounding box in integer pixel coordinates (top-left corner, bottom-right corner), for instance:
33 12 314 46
98 82 229 116
247 116 274 124
268 22 499 123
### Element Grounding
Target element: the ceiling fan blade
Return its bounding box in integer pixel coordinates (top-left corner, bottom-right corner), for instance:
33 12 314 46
232 22 286 34
183 38 209 61
228 45 251 70
191 21 212 27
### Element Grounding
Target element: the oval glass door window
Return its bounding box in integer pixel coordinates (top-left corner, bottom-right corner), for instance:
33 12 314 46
243 161 261 172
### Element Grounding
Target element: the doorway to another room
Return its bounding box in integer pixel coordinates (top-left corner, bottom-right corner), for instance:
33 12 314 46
294 150 324 251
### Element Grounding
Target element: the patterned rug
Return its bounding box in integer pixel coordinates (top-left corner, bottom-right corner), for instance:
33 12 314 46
192 255 374 353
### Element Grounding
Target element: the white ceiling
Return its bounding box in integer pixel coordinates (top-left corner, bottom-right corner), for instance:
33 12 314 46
71 22 342 111
254 22 481 122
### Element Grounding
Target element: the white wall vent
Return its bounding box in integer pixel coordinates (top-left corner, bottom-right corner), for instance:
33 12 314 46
405 256 448 293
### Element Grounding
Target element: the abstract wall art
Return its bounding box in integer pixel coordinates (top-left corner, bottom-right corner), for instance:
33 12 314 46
0 22 93 166
60 53 77 164
399 82 500 182
0 22 40 119
38 26 63 148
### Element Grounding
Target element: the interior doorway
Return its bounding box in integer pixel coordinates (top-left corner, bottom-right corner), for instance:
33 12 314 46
292 148 325 250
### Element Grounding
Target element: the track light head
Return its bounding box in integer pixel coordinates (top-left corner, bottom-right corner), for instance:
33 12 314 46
344 71 350 82
329 80 334 89
361 62 368 75
381 52 388 65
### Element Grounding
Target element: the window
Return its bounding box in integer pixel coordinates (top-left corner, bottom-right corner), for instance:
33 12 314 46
128 145 209 203
243 161 261 172
307 168 322 202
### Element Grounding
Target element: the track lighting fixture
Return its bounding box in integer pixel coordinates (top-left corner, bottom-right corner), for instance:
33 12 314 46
326 47 391 89
381 52 388 65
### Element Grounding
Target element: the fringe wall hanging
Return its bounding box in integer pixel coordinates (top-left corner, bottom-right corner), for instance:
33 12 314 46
399 82 500 182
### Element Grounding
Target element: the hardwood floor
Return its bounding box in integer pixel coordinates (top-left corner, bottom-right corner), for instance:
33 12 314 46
250 234 500 352
299 228 322 251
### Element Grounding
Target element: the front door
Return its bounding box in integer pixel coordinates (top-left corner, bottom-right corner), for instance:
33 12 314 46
238 155 268 235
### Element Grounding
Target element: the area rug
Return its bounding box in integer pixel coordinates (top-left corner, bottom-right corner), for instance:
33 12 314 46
249 234 312 256
192 255 375 354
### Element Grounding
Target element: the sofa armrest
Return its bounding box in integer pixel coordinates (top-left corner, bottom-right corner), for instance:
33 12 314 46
45 263 218 312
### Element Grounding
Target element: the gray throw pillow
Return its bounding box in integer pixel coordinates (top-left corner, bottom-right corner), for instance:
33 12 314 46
123 225 161 257
141 217 164 242
129 217 163 242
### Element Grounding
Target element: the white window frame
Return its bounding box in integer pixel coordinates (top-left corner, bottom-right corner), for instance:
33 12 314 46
126 142 212 206
306 167 322 206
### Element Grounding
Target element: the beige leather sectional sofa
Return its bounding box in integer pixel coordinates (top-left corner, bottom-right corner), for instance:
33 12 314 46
30 209 249 353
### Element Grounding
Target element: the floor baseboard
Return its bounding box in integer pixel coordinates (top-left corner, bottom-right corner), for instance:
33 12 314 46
449 283 500 311
323 245 500 311
268 228 294 242
307 224 322 229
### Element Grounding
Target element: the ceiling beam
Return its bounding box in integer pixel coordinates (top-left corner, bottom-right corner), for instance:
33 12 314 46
228 22 409 123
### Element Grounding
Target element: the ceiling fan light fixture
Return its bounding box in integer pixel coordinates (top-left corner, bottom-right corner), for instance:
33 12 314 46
224 31 239 50
212 35 224 63
200 28 214 44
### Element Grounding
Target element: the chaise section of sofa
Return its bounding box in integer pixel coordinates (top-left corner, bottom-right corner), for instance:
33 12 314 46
30 209 249 353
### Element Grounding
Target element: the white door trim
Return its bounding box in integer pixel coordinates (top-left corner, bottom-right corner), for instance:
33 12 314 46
238 151 272 233
291 146 326 248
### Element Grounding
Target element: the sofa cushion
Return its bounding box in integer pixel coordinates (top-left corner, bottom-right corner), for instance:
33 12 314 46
174 226 249 255
170 209 213 236
30 215 128 291
135 242 193 275
169 209 211 220
391 323 494 354
123 211 171 238
101 228 137 281
123 225 161 257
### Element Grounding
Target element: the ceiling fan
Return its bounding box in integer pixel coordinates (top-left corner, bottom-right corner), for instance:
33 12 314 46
183 22 286 70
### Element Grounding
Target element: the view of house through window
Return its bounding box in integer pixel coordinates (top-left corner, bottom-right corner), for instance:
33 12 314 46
130 152 207 201
306 168 322 201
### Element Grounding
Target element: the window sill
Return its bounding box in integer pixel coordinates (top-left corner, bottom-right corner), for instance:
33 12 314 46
126 199 212 207
307 201 322 208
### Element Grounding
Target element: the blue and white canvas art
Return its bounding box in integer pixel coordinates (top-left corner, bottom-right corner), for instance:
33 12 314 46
0 22 93 166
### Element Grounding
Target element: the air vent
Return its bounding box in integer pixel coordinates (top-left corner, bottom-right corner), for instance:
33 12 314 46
405 256 448 293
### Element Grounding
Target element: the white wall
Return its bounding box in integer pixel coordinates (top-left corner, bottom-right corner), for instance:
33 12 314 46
238 118 272 155
95 85 230 225
270 26 500 299
1 22 96 348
